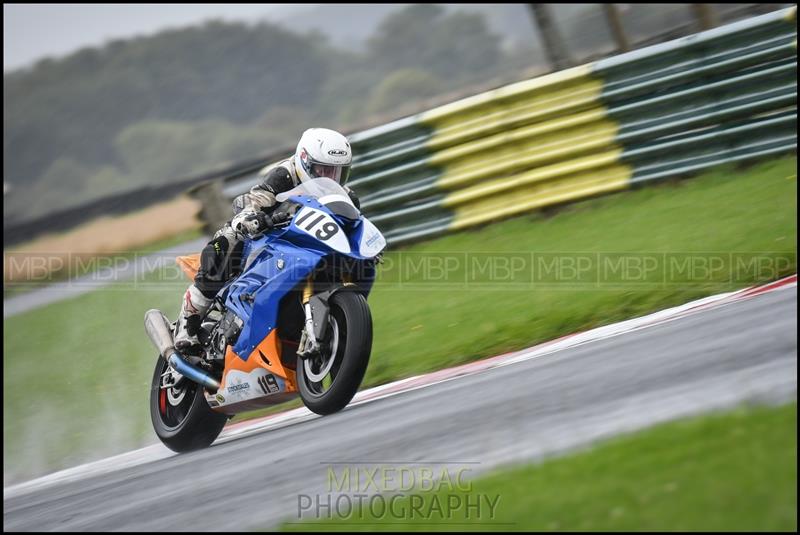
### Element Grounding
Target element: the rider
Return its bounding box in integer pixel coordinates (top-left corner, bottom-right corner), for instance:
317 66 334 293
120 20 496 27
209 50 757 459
174 127 359 353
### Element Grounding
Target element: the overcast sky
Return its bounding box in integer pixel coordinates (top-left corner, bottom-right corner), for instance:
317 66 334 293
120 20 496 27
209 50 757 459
3 4 305 71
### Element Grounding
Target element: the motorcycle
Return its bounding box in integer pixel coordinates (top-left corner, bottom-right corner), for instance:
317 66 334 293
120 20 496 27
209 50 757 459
144 177 386 452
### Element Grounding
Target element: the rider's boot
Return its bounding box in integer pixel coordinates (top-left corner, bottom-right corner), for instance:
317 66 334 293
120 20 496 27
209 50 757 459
174 284 212 355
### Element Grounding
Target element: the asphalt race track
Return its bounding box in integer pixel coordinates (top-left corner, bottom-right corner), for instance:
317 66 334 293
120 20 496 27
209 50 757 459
4 287 797 531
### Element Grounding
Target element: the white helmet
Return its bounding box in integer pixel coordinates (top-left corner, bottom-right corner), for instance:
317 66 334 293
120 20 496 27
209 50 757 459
294 128 352 185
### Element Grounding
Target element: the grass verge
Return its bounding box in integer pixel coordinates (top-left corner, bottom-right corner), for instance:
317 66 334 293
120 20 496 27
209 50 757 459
282 402 797 531
3 156 796 483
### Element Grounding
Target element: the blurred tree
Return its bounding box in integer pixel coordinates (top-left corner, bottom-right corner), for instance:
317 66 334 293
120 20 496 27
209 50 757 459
4 158 130 222
314 51 389 128
114 120 214 184
4 19 327 212
113 119 286 185
255 106 316 150
35 158 95 191
365 69 446 117
366 4 502 85
83 166 131 196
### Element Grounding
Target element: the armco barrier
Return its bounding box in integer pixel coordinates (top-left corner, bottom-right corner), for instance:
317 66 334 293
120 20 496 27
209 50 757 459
219 7 797 246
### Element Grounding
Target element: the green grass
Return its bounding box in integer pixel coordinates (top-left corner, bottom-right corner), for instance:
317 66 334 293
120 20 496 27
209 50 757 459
363 157 796 384
3 156 796 484
283 402 797 531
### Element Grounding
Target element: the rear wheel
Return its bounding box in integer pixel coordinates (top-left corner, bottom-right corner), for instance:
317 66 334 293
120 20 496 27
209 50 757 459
297 290 372 415
149 355 227 452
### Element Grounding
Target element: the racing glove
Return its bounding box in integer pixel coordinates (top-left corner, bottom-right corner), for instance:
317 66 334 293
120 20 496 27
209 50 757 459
232 209 272 238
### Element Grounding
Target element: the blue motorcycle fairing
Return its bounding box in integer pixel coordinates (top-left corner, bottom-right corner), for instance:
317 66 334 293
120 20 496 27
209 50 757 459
287 196 379 293
225 195 381 359
226 238 323 358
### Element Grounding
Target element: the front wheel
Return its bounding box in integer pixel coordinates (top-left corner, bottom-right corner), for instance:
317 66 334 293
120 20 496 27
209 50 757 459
149 355 228 452
298 290 372 415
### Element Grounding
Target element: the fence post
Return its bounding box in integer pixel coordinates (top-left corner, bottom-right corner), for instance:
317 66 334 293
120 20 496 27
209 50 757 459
691 4 717 31
527 4 574 70
603 4 630 53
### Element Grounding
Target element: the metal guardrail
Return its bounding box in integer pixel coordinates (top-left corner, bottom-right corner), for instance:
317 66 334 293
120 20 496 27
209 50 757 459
203 7 797 246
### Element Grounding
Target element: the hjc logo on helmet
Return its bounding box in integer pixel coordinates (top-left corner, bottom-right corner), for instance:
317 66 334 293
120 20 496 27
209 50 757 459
327 149 348 156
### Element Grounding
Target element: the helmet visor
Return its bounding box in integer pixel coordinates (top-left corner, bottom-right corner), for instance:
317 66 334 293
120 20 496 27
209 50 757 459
310 162 351 185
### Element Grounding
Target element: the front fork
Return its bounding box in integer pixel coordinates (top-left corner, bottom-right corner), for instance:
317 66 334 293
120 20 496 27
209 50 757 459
298 276 320 358
297 273 353 359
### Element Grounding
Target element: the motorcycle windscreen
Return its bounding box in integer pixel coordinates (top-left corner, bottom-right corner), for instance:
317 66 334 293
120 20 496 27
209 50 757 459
275 177 361 219
318 194 360 220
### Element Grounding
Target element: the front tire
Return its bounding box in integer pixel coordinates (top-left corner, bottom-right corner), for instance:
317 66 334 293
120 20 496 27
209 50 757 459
298 290 372 415
149 355 227 452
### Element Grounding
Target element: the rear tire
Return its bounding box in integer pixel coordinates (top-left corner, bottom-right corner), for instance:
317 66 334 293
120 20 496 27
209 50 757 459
298 290 372 415
149 355 228 452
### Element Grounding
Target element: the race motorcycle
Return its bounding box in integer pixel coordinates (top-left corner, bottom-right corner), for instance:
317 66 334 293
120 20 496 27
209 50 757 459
144 177 386 452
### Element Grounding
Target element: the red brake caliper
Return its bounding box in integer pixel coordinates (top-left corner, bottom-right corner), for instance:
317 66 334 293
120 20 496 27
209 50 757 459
159 388 167 415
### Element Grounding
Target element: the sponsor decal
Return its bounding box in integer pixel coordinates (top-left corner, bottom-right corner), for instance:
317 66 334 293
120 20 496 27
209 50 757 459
228 382 250 393
327 149 348 156
258 374 281 394
216 393 225 403
277 259 285 270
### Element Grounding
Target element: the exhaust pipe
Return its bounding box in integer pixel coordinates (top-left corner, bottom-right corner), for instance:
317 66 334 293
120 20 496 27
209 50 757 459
144 309 220 391
144 309 175 357
167 352 220 391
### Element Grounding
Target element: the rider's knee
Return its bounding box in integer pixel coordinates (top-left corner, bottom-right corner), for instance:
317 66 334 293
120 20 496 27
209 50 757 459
194 230 245 298
194 277 224 299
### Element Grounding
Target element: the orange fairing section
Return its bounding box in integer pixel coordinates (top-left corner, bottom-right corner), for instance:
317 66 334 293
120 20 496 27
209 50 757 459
176 253 201 281
222 329 297 393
